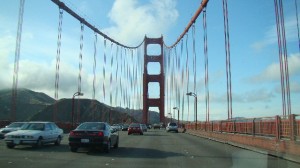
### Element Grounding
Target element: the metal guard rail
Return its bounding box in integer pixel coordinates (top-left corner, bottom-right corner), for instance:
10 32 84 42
184 114 300 141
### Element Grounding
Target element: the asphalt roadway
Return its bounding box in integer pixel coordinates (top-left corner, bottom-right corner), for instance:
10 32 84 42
0 129 299 168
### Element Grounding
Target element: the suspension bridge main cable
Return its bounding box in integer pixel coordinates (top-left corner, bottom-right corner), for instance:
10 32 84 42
164 0 209 48
51 0 144 49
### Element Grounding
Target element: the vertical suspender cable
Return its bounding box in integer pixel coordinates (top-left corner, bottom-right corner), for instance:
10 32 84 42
92 32 97 121
103 38 107 103
274 0 287 116
115 46 119 108
295 0 300 52
180 40 185 124
93 33 97 101
77 22 84 123
192 24 197 122
54 8 63 122
11 0 25 122
222 0 233 120
203 8 210 122
185 34 190 122
278 0 291 116
110 42 113 106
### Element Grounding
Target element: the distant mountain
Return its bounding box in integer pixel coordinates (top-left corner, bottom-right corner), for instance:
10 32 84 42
114 107 161 124
0 88 55 121
30 98 137 124
0 88 153 124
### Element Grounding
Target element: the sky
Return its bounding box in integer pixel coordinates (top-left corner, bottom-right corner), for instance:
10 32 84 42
0 0 299 121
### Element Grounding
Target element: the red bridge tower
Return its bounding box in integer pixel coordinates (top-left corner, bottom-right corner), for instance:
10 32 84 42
143 36 165 124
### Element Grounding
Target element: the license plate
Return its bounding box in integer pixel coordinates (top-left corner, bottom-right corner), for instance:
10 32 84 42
81 139 89 143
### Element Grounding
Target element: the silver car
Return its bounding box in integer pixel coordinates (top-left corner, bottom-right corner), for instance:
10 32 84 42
0 122 28 139
166 122 178 133
4 121 64 148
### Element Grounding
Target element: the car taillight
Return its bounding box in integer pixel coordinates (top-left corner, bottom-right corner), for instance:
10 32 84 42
69 131 75 136
97 131 104 136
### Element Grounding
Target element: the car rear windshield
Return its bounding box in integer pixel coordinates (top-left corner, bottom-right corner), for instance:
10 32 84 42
129 123 140 127
77 123 105 130
169 123 177 126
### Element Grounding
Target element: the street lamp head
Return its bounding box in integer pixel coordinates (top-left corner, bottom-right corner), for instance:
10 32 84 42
73 92 84 97
186 92 192 96
173 107 178 110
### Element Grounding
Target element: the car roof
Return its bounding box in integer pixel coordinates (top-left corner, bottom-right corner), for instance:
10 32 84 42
27 121 54 124
10 122 27 123
80 122 107 124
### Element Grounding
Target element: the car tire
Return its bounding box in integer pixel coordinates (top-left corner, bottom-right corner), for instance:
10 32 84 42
113 138 119 149
104 140 111 153
6 143 15 149
140 132 143 135
54 136 61 146
35 138 43 148
70 147 78 152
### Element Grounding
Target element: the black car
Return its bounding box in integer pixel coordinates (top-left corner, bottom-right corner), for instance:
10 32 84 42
68 122 119 153
121 124 129 131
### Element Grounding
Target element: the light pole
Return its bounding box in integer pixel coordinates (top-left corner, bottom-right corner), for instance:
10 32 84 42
72 91 83 129
173 107 179 126
186 92 197 130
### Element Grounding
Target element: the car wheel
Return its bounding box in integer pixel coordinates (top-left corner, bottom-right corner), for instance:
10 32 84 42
113 138 119 149
140 132 143 135
54 136 61 146
104 140 111 153
35 138 43 148
70 147 78 152
6 143 15 149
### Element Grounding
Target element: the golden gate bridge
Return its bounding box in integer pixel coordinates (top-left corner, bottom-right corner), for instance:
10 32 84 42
2 0 300 161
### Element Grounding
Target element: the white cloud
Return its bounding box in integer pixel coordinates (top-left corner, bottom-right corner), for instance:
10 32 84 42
251 15 298 51
103 0 178 46
248 53 300 83
0 34 15 89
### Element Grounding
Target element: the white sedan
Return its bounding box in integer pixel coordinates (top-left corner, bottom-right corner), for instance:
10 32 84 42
4 121 64 148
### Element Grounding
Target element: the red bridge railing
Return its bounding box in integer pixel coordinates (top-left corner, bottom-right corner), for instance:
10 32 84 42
184 114 300 141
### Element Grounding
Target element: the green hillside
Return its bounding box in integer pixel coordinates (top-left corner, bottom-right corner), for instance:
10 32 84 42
0 88 55 121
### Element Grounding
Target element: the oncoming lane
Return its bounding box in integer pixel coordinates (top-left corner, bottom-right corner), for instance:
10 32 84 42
0 129 299 168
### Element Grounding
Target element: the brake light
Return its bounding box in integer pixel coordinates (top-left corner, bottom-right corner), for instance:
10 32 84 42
69 131 75 136
97 131 104 136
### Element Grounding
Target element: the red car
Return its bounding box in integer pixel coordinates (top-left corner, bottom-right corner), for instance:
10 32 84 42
128 123 143 135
